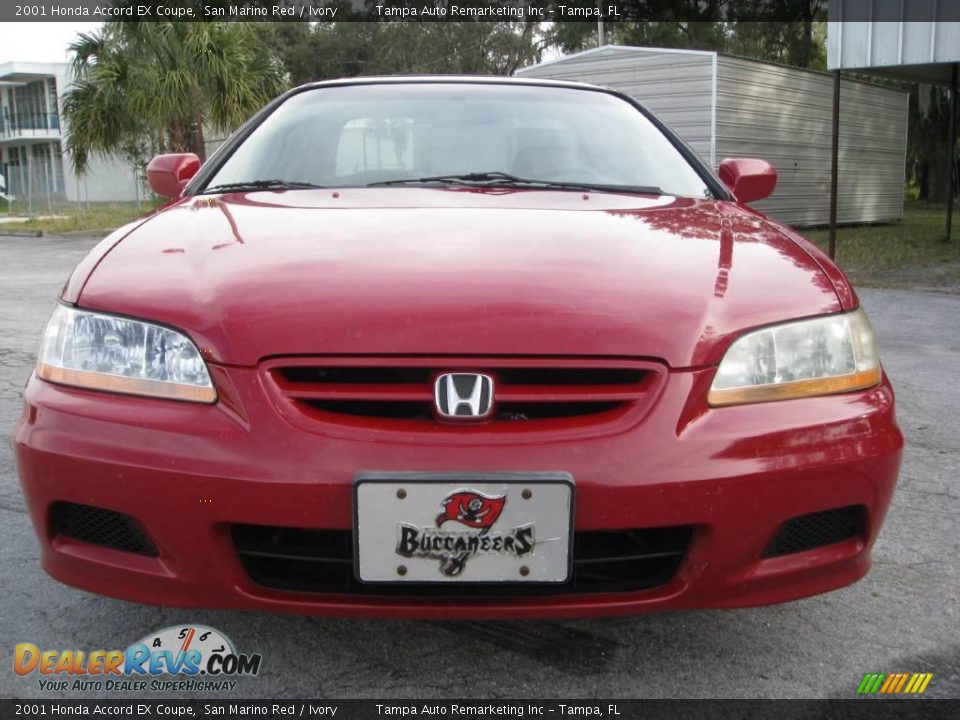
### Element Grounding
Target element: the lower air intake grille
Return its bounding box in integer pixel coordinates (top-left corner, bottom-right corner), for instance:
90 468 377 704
763 505 865 558
231 524 691 596
51 502 157 557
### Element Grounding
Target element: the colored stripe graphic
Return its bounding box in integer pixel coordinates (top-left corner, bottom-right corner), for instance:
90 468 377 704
893 673 909 693
857 673 885 694
857 674 875 694
857 672 932 694
880 674 898 693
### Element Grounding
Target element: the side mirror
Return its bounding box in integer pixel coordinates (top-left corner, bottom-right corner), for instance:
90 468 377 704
718 158 777 204
146 153 200 198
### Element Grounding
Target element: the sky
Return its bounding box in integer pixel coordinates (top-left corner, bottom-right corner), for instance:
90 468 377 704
0 23 103 65
0 20 564 67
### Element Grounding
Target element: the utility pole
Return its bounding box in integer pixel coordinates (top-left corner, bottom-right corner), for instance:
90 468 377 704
597 1 605 47
828 71 840 259
946 63 957 242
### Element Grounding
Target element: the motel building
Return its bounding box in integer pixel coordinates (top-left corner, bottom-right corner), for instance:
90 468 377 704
0 61 142 208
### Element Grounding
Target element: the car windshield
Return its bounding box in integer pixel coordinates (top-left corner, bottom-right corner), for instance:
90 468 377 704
202 83 712 198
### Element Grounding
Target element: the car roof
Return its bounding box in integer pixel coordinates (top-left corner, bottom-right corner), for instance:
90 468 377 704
294 75 612 94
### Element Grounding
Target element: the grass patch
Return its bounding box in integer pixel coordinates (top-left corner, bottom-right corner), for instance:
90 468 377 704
0 201 161 234
803 201 960 285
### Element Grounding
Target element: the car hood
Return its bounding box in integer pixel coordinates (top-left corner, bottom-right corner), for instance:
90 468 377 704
75 188 842 368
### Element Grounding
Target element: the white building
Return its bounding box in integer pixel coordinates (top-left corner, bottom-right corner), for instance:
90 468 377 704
0 61 143 207
517 46 909 227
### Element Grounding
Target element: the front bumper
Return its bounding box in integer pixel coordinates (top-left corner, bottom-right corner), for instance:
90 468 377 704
15 366 902 620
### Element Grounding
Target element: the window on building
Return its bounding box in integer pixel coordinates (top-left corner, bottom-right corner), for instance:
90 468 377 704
47 80 60 130
13 80 54 130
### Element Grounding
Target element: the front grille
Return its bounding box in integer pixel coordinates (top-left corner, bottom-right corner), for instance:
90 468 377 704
51 502 157 556
231 524 691 596
262 357 659 429
763 505 865 558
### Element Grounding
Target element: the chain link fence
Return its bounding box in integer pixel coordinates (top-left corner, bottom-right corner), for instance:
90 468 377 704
1 151 150 228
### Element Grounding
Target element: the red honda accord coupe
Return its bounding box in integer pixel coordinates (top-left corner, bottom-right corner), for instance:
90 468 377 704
16 77 902 619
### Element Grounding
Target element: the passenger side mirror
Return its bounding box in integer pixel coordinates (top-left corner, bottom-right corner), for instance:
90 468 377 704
146 153 201 198
718 158 777 204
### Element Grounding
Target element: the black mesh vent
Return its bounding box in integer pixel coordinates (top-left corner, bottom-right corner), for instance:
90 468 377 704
763 506 865 558
231 524 691 596
51 502 157 557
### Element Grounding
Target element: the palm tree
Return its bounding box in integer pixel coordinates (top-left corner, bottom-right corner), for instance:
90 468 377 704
62 22 287 174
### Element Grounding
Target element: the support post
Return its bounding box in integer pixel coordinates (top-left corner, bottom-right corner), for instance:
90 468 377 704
597 1 605 47
828 71 840 259
946 63 957 242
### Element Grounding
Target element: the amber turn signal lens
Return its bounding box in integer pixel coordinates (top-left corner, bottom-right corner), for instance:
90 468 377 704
708 367 881 406
37 363 218 403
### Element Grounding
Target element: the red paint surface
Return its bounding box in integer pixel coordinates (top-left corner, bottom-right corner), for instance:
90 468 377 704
70 189 846 368
18 184 900 618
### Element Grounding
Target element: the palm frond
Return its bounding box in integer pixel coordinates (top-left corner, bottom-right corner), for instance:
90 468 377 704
62 20 288 171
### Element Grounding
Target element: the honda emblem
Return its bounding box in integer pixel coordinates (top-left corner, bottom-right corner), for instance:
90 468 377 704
434 373 494 419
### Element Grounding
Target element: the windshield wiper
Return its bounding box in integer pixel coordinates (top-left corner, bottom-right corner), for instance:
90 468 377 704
366 172 662 195
369 171 537 187
200 179 325 194
367 172 520 187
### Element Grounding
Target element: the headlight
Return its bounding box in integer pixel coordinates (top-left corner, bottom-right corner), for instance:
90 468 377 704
37 304 216 403
708 308 881 406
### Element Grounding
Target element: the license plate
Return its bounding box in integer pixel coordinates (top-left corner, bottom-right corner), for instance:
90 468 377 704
354 472 574 583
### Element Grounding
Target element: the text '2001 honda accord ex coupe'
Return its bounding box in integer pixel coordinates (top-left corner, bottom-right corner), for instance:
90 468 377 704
16 77 902 619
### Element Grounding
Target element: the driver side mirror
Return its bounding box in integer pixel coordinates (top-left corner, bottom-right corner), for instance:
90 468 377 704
718 158 777 204
146 153 201 198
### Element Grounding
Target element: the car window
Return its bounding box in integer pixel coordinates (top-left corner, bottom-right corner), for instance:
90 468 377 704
205 83 712 198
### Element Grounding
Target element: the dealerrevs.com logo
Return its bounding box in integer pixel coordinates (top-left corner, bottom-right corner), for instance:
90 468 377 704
14 625 261 692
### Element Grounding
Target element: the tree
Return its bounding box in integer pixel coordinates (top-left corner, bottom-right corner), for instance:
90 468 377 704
907 84 954 203
62 21 287 174
727 1 827 69
546 0 728 55
547 2 826 70
265 22 545 85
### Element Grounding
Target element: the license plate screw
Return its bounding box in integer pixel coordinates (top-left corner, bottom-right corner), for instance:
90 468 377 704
396 489 407 499
519 565 530 576
522 489 532 499
397 565 407 576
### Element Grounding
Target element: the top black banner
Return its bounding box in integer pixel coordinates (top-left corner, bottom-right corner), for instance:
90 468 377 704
4 0 941 24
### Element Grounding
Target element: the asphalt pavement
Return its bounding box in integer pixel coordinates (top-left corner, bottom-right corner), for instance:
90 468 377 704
1 234 957 699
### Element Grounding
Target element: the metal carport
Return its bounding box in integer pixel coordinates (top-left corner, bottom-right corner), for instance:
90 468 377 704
828 2 960 253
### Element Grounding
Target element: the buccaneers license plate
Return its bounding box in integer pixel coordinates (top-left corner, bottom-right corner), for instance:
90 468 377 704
354 472 574 583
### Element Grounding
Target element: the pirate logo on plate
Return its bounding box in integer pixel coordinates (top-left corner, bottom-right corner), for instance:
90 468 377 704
396 489 534 576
